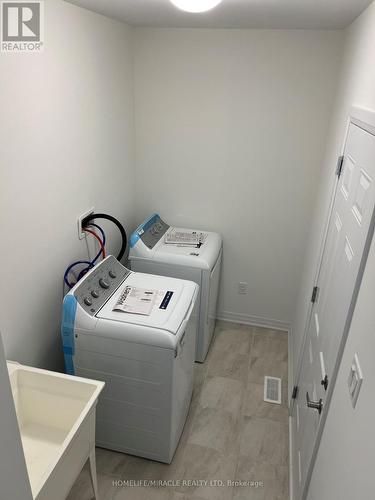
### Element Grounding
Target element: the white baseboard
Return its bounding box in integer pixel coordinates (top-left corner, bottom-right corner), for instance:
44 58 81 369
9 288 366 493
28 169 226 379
216 310 291 332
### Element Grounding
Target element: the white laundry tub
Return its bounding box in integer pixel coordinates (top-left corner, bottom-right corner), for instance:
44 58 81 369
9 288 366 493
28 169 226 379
7 362 104 500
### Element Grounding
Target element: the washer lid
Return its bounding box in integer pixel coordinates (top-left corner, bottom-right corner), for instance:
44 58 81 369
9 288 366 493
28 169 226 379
153 228 222 270
130 226 222 271
96 271 197 335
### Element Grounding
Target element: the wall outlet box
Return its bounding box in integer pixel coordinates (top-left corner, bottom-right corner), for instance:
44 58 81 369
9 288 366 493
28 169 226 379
77 207 94 239
238 282 248 294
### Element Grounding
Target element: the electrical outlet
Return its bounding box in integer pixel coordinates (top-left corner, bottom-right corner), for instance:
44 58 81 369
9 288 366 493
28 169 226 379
238 282 248 295
78 207 94 239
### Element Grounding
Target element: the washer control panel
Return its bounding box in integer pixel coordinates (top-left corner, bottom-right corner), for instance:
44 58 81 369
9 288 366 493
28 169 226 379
74 255 130 316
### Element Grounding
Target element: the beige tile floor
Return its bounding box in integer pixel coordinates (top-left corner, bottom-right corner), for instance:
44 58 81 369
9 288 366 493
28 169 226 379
67 321 289 500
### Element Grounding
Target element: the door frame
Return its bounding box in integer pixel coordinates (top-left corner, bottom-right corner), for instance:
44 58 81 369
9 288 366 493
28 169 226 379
291 106 375 500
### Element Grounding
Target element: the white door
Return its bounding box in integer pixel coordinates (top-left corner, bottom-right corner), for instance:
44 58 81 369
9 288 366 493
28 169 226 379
292 119 375 500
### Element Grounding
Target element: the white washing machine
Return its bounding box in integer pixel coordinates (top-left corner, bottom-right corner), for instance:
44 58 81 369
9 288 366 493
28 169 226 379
129 214 222 362
61 255 198 464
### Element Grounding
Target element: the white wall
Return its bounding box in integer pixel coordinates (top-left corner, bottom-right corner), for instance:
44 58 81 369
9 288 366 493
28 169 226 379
291 1 375 386
296 2 375 498
133 28 343 330
0 0 135 370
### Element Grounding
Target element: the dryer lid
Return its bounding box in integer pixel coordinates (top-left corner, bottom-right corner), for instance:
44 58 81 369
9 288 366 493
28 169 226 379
96 271 197 335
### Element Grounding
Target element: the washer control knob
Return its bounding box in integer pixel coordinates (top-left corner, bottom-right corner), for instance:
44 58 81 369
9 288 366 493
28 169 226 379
99 278 110 289
109 270 116 279
84 297 92 306
91 290 100 298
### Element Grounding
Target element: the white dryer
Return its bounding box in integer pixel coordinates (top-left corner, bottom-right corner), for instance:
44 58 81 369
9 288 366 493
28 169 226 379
129 214 222 362
61 255 198 464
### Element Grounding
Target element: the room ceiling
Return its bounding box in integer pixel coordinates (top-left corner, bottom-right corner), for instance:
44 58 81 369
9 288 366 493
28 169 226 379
66 0 372 29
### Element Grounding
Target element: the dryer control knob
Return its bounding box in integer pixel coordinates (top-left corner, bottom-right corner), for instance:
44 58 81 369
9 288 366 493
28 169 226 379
99 278 110 289
91 290 100 298
109 270 116 279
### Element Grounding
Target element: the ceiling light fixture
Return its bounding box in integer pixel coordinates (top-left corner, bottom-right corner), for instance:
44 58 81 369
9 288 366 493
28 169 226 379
169 0 223 13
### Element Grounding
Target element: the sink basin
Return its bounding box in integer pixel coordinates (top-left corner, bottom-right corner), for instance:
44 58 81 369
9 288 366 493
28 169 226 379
7 362 104 500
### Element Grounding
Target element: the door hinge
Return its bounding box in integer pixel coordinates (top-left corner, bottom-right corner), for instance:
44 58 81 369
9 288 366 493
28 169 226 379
336 155 344 178
292 385 299 399
311 286 319 303
321 374 329 391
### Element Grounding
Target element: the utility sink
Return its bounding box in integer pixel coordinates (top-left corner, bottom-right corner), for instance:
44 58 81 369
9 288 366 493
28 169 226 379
7 362 104 500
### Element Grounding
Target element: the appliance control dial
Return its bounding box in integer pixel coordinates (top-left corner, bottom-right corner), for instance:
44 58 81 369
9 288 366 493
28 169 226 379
109 270 116 279
91 290 100 298
84 297 92 306
99 278 110 289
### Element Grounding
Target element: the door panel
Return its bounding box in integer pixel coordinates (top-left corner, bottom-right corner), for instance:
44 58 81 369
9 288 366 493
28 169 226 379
292 122 375 500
